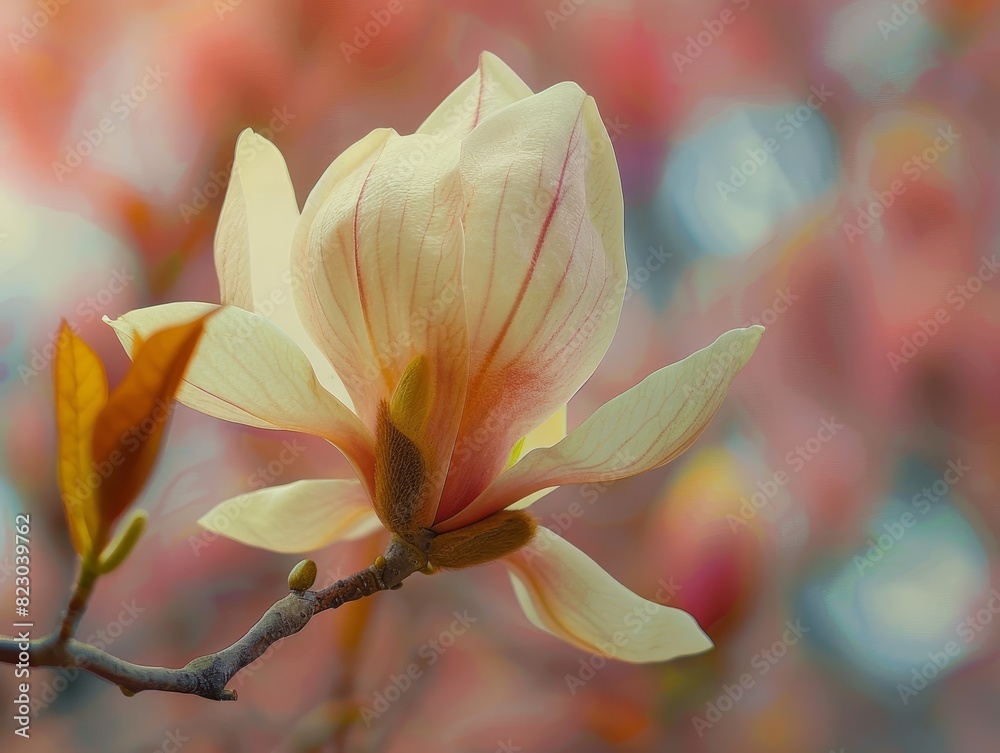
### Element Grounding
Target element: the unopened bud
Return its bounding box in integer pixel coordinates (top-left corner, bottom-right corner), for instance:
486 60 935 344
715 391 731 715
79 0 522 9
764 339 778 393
390 354 432 436
287 559 318 591
98 510 148 574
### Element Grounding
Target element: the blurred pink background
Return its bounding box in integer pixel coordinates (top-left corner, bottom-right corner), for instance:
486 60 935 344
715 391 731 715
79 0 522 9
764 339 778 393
2 0 1000 751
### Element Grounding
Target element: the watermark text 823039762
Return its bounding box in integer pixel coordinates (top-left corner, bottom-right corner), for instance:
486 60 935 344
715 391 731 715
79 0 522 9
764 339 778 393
12 514 32 739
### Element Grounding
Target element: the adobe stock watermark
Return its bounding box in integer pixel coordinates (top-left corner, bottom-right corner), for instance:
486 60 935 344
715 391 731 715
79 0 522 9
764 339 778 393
886 254 998 372
214 0 237 18
853 459 969 575
897 644 959 705
148 728 189 753
333 278 461 400
32 600 144 714
957 587 1000 644
58 398 178 532
374 87 485 184
507 114 630 237
188 439 306 555
898 586 1000 705
678 334 759 400
551 241 666 372
492 740 521 753
673 0 752 73
359 610 477 725
727 417 843 532
716 85 834 201
552 243 673 372
340 0 410 62
622 246 673 303
52 65 170 182
741 287 798 328
234 628 286 688
691 619 810 736
178 107 296 223
18 268 136 385
444 405 510 480
8 0 70 52
563 578 684 694
519 451 631 537
878 0 928 39
842 124 960 244
546 0 588 29
216 291 292 355
895 616 971 706
0 557 16 587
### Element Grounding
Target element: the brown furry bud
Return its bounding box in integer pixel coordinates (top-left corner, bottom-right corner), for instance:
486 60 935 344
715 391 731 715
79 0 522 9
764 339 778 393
428 510 537 569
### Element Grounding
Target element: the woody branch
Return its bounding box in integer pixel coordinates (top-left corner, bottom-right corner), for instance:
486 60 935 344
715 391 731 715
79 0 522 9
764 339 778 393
0 538 424 701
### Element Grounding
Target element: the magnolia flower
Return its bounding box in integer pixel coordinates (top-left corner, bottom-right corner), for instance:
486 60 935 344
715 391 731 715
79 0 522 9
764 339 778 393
106 53 762 662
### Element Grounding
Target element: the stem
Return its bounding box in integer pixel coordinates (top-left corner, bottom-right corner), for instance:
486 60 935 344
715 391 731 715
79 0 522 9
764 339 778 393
56 555 99 642
0 536 427 701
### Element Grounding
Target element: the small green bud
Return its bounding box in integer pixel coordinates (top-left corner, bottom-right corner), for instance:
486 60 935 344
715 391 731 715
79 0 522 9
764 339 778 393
98 511 148 574
287 559 317 591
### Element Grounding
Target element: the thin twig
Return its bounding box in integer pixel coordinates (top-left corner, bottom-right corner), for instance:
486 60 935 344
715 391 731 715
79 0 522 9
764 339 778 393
0 537 427 701
56 555 99 642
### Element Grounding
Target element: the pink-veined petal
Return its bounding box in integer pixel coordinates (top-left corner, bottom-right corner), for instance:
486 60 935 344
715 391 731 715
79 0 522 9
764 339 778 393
293 131 469 524
417 51 534 144
435 83 627 523
504 528 713 662
214 128 352 407
291 129 393 426
440 327 762 531
104 303 375 495
198 479 383 554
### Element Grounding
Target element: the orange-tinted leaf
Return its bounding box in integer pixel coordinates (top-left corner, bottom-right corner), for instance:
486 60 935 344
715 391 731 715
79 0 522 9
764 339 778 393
53 321 108 555
91 312 212 527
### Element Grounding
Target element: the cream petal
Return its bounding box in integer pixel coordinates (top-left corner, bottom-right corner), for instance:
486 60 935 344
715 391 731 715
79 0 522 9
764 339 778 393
214 129 352 407
198 479 383 554
507 488 558 512
293 130 469 524
213 137 253 311
440 327 763 531
506 405 567 510
504 528 713 662
417 51 534 143
291 128 394 427
435 83 627 523
215 128 298 311
104 302 375 492
509 404 568 465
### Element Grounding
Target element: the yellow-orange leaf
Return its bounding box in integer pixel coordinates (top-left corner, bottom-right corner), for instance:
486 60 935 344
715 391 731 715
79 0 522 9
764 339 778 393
91 312 212 528
53 321 109 555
